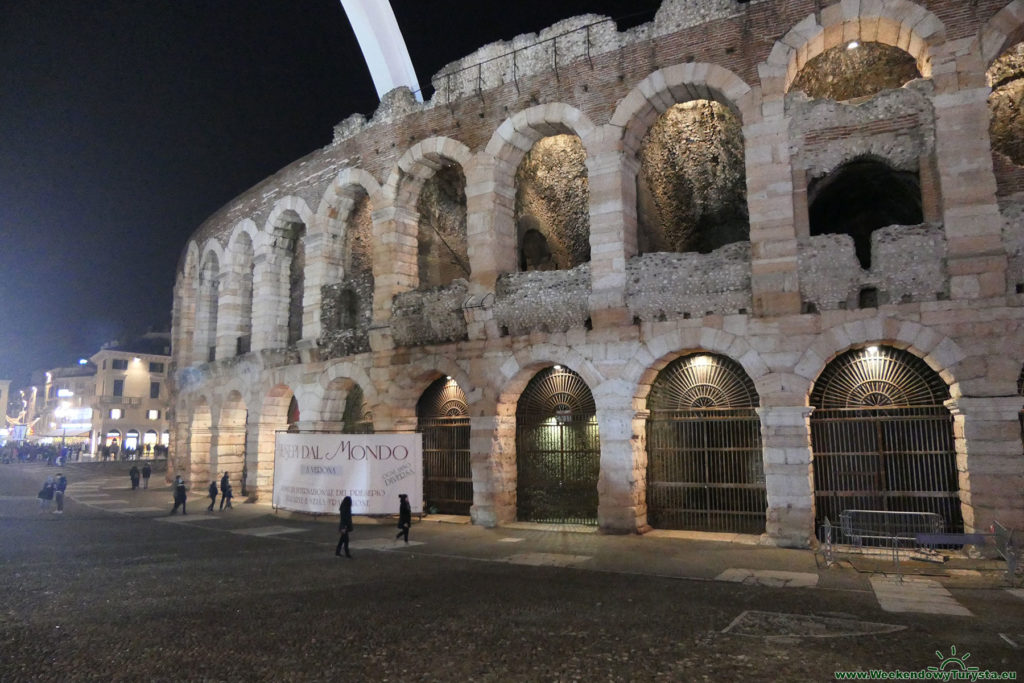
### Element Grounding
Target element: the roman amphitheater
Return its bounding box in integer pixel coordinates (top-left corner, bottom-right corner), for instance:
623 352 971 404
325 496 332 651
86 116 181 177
171 0 1024 546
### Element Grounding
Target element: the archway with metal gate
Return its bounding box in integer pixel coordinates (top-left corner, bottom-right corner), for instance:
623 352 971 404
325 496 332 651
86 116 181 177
646 353 765 534
416 377 471 515
810 346 962 541
516 366 600 525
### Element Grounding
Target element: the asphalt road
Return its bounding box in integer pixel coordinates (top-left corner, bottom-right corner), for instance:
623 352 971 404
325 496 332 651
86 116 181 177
1 461 1021 682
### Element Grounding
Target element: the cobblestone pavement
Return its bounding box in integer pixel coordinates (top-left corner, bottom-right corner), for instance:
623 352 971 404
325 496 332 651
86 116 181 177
1 461 1021 681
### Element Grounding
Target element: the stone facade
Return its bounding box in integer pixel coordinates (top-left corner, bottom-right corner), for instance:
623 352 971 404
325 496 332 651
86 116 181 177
171 0 1024 547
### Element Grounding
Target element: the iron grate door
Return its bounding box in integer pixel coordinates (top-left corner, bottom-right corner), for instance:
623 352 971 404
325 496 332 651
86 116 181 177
516 366 600 525
416 377 472 515
516 413 600 525
812 406 962 541
810 347 962 542
647 408 766 534
419 416 472 515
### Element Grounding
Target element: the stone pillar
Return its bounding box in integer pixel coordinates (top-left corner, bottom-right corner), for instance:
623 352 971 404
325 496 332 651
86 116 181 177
585 132 636 329
947 396 1024 532
595 406 644 533
188 424 212 486
170 415 192 485
745 88 801 317
251 252 287 351
302 225 343 344
931 49 1007 299
251 419 275 501
758 405 815 548
215 264 240 360
469 414 516 527
212 424 247 484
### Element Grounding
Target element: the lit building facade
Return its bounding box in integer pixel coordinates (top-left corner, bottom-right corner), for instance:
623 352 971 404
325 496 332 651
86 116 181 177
171 0 1024 546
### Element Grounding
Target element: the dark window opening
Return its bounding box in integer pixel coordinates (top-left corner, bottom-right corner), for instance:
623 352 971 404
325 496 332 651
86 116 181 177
236 335 251 356
808 158 923 269
520 228 554 271
150 382 160 399
858 287 878 309
113 379 124 397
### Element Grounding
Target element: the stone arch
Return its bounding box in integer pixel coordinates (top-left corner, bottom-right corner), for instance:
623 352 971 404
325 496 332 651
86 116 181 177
173 242 201 369
316 168 382 283
482 104 598 276
979 0 1024 68
380 137 473 292
793 319 966 402
317 360 378 425
260 197 315 347
254 382 298 497
195 242 224 364
223 220 258 357
761 0 946 99
610 63 756 157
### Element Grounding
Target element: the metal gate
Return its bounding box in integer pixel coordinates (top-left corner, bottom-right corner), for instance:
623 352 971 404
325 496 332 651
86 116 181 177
516 366 600 525
811 346 962 542
646 354 766 534
342 385 374 434
417 377 472 515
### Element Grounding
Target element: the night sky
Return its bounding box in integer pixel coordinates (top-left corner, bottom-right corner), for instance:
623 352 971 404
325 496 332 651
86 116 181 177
0 0 661 386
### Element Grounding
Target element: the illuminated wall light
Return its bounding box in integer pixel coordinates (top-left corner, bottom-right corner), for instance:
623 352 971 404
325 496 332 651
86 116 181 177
847 40 859 50
866 346 879 355
692 355 712 367
133 357 141 363
78 358 88 365
553 365 563 371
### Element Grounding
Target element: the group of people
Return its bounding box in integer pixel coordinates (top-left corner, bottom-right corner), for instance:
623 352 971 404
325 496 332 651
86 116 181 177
206 472 233 512
128 463 152 489
335 492 411 558
37 473 68 513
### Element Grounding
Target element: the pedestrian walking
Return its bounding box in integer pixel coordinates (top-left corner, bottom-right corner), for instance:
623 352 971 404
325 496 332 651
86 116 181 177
170 475 188 515
395 493 411 543
218 472 233 510
141 462 151 489
38 476 55 512
335 496 353 558
54 472 67 514
129 465 140 490
206 481 218 512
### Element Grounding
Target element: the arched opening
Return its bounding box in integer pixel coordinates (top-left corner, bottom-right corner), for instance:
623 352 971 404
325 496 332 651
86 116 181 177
287 396 300 433
320 190 374 358
270 215 307 348
232 232 255 356
790 41 921 101
808 158 923 269
196 253 220 362
636 101 748 254
342 384 373 434
810 346 962 541
125 429 140 454
417 164 469 288
515 366 599 525
646 353 765 534
105 430 121 447
416 376 471 514
515 135 590 271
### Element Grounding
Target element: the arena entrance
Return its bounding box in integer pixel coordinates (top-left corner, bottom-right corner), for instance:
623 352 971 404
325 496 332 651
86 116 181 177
516 366 599 525
416 377 471 515
646 354 765 534
811 346 962 541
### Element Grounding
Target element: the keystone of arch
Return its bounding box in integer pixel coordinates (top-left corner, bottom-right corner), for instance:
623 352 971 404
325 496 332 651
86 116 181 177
317 167 382 220
483 103 598 164
264 196 315 233
380 136 473 203
978 0 1024 67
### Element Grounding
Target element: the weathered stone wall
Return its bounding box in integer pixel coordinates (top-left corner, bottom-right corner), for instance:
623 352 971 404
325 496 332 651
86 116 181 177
417 165 469 287
1004 201 1024 292
791 41 920 102
626 243 751 321
799 224 947 310
494 265 591 336
391 280 469 347
789 82 936 178
636 101 747 254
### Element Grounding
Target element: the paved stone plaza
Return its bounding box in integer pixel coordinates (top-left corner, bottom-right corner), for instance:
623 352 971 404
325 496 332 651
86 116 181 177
1 462 1021 681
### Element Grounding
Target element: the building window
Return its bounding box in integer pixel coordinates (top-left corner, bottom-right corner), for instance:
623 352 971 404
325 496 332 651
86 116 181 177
112 359 128 370
113 379 124 397
110 408 123 419
150 382 160 399
149 362 164 374
147 409 160 420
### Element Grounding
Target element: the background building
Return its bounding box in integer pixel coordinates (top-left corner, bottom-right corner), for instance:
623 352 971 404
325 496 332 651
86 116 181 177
170 0 1024 546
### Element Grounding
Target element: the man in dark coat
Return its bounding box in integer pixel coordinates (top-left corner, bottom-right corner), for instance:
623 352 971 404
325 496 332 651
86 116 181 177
141 462 152 489
129 465 140 490
207 480 218 512
170 475 188 515
218 472 233 510
395 493 411 543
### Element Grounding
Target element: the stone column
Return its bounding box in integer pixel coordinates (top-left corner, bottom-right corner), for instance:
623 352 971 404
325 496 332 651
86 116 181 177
947 396 1024 532
469 414 516 527
585 131 636 329
301 225 343 344
595 406 644 533
758 405 815 548
744 84 801 317
931 48 1007 299
215 264 240 360
251 252 286 351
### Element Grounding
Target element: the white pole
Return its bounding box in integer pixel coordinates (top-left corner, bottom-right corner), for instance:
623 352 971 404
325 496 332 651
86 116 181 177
341 0 422 102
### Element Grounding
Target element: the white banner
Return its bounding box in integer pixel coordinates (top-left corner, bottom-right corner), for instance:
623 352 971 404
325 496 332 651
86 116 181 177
272 432 423 515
